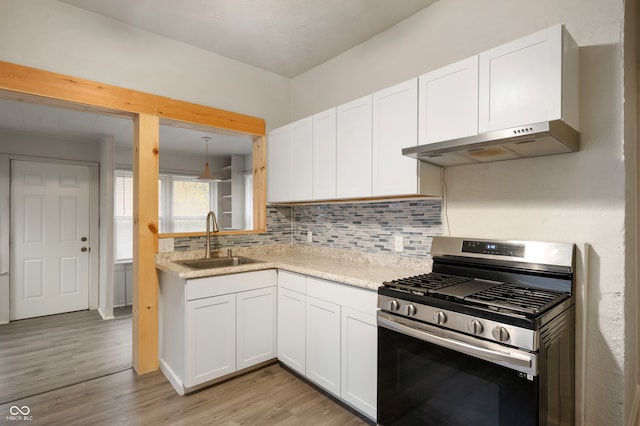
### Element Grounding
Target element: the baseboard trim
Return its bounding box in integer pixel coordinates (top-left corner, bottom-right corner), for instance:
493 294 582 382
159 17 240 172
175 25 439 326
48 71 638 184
97 307 115 320
629 384 640 426
160 359 185 396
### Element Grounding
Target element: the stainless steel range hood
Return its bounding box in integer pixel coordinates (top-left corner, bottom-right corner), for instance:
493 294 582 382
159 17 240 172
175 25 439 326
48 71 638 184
403 120 579 167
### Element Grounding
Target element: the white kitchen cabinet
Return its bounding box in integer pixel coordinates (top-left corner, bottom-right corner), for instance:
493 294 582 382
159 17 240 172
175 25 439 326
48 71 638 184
336 95 372 199
478 24 579 133
267 117 313 203
312 107 337 200
418 55 479 144
372 78 419 196
276 271 378 421
289 117 313 201
185 293 236 387
267 125 290 203
277 286 306 375
159 269 277 394
237 286 277 370
341 307 377 420
306 295 342 397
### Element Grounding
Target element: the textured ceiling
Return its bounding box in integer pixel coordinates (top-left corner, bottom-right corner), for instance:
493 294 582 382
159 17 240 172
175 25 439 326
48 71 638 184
58 0 437 78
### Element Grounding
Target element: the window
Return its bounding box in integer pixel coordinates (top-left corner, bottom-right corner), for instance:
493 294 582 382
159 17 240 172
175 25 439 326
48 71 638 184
114 171 217 261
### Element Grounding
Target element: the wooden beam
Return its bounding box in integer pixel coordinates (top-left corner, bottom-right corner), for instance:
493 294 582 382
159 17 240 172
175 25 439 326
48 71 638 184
0 59 269 375
132 114 160 374
0 61 265 136
253 136 267 232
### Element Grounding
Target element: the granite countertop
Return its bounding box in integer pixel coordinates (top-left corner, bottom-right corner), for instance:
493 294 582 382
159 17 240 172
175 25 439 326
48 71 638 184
155 244 432 291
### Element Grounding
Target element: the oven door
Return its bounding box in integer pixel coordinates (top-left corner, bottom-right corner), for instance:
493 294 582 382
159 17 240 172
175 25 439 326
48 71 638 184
377 312 538 426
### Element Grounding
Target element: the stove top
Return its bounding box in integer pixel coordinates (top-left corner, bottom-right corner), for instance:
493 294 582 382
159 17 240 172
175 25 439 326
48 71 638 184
382 272 570 317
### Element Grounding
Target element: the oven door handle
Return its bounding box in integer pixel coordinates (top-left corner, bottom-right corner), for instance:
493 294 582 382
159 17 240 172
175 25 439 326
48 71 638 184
378 314 536 375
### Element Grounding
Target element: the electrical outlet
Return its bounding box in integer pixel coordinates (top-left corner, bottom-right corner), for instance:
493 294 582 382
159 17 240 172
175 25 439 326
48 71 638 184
394 235 404 252
158 238 174 253
307 230 313 243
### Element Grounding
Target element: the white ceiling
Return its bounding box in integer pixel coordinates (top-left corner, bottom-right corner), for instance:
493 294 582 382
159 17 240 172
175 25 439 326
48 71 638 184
1 0 437 154
58 0 437 78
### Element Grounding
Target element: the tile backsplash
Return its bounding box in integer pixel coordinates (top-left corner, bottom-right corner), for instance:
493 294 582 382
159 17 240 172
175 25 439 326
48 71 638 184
173 199 442 258
292 199 442 257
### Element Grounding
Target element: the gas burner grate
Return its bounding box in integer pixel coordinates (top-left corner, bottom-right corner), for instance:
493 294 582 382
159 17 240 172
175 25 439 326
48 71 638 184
465 283 569 315
383 273 471 295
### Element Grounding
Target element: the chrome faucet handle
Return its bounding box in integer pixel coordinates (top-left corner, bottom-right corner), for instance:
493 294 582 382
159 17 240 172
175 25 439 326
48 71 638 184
227 249 232 258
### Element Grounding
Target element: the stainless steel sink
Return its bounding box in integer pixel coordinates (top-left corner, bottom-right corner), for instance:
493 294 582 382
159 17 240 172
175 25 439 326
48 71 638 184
176 256 263 269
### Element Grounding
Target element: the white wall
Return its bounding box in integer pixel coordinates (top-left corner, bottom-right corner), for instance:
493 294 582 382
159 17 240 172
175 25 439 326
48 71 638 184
0 0 292 130
291 1 631 425
99 136 115 320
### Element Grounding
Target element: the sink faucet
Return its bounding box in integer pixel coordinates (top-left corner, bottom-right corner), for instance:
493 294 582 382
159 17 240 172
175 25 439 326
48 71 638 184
205 210 220 259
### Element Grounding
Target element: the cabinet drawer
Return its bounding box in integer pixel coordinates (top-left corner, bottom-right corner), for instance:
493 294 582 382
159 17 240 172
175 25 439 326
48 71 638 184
186 269 276 301
306 276 377 316
278 270 306 294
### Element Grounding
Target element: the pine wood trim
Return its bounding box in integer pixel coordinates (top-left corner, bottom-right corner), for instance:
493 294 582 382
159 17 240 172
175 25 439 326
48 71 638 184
0 60 268 375
132 114 160 374
0 61 265 136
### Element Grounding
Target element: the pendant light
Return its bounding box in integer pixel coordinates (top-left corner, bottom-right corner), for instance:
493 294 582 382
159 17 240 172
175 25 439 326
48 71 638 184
197 136 218 180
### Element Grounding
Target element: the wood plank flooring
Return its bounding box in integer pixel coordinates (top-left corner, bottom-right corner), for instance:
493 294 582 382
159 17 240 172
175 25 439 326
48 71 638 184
0 362 370 425
0 308 131 405
0 308 371 426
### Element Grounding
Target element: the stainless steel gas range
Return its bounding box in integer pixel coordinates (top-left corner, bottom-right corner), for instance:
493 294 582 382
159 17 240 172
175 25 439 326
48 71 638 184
377 236 575 426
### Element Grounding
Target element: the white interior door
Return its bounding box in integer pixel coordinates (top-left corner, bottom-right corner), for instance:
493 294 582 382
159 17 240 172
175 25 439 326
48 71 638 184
10 160 91 320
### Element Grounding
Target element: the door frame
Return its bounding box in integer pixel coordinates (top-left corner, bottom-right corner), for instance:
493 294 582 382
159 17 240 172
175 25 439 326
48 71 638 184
9 155 100 314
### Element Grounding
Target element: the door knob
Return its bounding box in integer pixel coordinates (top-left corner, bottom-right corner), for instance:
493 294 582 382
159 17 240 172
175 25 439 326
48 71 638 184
81 247 88 252
81 237 87 242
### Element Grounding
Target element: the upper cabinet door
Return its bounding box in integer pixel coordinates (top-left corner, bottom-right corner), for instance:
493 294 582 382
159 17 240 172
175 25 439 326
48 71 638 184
479 25 566 133
289 117 313 202
372 78 418 197
267 125 290 203
418 56 478 144
336 95 373 199
312 108 337 201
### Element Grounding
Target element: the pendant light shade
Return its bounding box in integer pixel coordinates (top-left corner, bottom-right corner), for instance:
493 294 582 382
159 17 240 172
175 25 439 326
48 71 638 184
197 136 221 181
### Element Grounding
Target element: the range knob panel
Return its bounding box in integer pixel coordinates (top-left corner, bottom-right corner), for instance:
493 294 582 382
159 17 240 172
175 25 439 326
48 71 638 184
406 303 417 317
433 311 447 325
492 326 510 342
467 319 483 335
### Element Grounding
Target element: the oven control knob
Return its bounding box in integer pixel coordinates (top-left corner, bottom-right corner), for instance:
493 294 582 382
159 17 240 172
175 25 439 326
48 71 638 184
388 300 400 312
467 319 484 335
433 311 447 325
492 326 510 342
406 304 417 317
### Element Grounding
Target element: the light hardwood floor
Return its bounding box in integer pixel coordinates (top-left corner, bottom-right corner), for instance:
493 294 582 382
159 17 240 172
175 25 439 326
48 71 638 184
0 309 371 426
0 308 132 405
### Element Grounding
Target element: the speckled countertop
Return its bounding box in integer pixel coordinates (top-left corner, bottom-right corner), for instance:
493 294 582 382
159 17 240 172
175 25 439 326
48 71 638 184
155 244 432 291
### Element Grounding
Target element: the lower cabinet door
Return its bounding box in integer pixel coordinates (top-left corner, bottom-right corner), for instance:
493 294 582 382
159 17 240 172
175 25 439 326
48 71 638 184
341 307 377 420
306 296 341 397
236 286 277 370
185 294 236 387
277 287 306 375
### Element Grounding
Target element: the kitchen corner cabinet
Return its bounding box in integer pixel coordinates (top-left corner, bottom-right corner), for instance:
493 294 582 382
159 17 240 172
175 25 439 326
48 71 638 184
478 24 579 133
372 78 419 197
276 270 378 421
336 95 373 199
418 55 479 145
158 269 277 394
267 117 313 203
312 107 337 200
